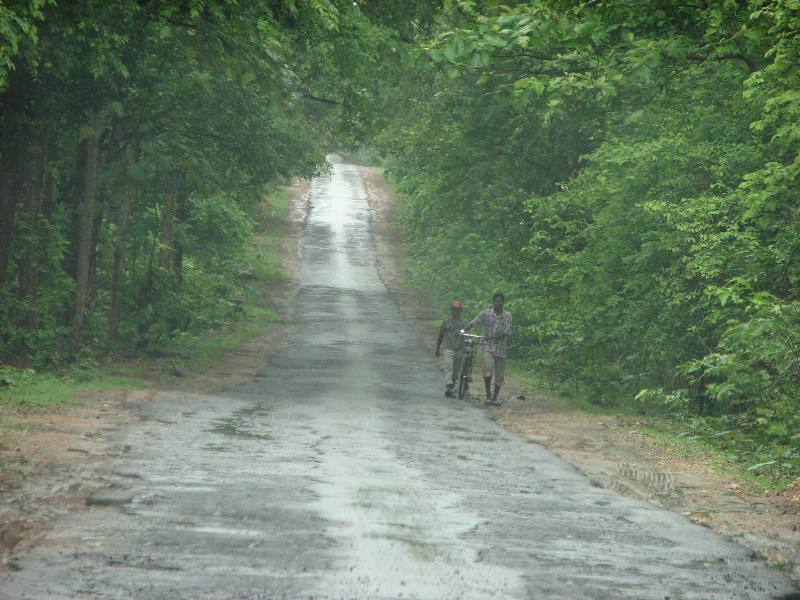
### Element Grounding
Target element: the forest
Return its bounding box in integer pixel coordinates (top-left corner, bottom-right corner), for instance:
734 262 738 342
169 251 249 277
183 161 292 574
1 1 799 482
373 0 800 482
0 0 394 362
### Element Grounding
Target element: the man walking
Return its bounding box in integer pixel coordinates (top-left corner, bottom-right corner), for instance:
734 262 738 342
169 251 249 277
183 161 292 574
435 300 468 397
464 292 512 405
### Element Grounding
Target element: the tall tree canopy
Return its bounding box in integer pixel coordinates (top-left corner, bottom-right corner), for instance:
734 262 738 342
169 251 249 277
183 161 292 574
374 0 800 480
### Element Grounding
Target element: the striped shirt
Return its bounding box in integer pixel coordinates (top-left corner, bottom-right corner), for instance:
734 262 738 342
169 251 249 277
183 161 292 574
470 308 513 358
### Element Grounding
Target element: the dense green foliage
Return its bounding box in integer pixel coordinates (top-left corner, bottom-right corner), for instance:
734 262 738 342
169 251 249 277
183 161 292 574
2 1 798 481
0 0 406 365
375 1 800 481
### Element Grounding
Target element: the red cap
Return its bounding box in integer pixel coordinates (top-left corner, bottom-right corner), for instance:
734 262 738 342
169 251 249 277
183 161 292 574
451 300 463 309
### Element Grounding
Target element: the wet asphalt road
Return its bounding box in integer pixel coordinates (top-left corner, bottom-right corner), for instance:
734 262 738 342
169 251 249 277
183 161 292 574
2 160 798 600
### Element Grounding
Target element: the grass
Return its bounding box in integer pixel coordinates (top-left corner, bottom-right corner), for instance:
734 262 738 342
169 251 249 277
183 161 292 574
0 370 148 409
506 359 793 491
248 189 290 282
635 421 791 493
161 305 279 375
506 359 637 416
0 186 293 410
768 561 797 573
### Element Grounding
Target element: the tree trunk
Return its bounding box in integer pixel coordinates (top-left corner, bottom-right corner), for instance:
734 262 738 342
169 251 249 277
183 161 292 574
108 188 133 343
174 195 188 285
135 227 159 345
0 151 19 286
17 142 50 333
87 147 109 303
159 192 174 270
71 111 103 347
86 202 105 314
63 139 89 282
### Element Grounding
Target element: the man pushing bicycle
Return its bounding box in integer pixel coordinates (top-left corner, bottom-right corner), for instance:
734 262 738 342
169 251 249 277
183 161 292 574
463 292 512 405
435 300 468 397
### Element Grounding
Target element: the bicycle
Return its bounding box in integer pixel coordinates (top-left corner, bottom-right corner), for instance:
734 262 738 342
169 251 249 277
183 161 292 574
456 332 482 400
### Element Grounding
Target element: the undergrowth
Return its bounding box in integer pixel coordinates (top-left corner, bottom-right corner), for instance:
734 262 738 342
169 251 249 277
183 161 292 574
508 357 797 490
0 187 292 410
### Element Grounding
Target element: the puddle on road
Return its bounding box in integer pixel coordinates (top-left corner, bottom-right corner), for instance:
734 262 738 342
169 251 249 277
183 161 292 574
237 404 273 417
176 525 267 538
452 433 500 443
208 416 272 441
202 444 233 452
441 425 473 433
364 531 444 562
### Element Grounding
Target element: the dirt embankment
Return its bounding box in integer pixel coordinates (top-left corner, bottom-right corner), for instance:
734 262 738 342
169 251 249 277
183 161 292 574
360 165 800 581
0 182 309 566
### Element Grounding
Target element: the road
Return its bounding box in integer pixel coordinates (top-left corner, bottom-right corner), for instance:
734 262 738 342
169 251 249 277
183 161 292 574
2 159 798 599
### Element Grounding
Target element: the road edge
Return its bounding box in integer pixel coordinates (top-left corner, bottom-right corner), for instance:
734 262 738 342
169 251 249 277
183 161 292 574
359 164 800 583
0 181 309 566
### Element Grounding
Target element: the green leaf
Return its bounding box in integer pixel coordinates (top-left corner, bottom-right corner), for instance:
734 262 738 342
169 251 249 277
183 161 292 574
747 460 777 471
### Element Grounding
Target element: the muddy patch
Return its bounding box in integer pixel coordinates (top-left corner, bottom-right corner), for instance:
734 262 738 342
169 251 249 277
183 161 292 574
0 399 138 563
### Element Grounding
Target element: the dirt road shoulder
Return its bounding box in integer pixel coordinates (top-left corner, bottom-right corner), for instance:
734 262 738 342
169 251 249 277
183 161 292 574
360 165 800 582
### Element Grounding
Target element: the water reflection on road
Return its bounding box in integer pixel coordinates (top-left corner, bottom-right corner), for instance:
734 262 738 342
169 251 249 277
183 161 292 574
2 158 797 599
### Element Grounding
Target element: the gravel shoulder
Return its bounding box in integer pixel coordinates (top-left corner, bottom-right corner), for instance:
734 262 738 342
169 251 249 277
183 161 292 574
0 181 309 567
359 164 800 582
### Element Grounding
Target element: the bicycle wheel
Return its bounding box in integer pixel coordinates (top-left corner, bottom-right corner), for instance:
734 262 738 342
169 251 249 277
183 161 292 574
450 352 464 390
457 352 473 399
